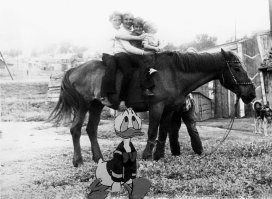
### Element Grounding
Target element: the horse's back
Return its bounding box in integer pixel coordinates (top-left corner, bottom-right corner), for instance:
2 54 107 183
65 54 181 109
69 60 106 101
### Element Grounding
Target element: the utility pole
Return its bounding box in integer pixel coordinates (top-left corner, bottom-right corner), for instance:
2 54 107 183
269 0 272 35
0 52 14 80
234 18 237 41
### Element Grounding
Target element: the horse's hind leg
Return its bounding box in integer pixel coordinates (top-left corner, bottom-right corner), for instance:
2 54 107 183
86 101 104 163
168 110 182 156
71 108 87 167
153 109 173 161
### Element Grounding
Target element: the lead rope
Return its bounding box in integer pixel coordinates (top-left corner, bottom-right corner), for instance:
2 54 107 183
198 96 240 160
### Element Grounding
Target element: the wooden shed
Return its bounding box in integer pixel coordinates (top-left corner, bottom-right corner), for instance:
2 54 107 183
191 92 213 121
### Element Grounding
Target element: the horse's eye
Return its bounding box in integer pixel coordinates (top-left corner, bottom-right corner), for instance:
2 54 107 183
234 67 241 72
132 116 136 121
124 116 128 122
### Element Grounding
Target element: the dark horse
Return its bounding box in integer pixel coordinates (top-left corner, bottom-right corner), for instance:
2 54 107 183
49 49 255 167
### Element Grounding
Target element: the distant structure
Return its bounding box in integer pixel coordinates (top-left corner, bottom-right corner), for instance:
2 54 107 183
197 31 271 119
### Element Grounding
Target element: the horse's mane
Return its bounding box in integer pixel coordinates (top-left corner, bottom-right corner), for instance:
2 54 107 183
159 51 225 73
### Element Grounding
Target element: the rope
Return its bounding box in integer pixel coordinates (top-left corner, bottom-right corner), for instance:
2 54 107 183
198 96 240 160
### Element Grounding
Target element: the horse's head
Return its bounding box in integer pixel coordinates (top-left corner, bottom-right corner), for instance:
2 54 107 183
219 49 256 104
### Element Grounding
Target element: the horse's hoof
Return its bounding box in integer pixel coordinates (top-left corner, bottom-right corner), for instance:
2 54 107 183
73 157 83 167
142 150 152 160
153 140 165 161
153 152 164 161
142 142 155 160
170 146 180 156
93 155 103 163
192 145 203 155
192 147 203 155
194 149 203 156
171 150 180 156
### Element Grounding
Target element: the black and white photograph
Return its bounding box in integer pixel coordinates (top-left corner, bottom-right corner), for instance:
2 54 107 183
1 0 272 198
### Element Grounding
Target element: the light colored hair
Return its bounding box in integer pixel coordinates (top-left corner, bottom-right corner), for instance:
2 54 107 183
133 17 145 27
122 12 134 21
143 21 157 34
109 11 122 22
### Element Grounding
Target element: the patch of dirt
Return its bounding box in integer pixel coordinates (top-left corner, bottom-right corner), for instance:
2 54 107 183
0 119 271 198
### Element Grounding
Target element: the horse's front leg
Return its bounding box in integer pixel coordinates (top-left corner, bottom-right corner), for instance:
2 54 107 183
168 110 183 156
70 108 87 167
86 102 104 163
142 102 165 160
153 109 174 161
181 106 203 155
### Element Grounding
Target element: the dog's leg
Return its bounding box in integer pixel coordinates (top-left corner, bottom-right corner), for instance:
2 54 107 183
263 118 268 136
257 119 262 134
254 119 258 134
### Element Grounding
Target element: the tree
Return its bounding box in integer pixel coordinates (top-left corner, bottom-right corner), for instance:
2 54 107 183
162 43 178 51
178 34 217 52
5 49 22 57
194 34 217 50
59 41 74 54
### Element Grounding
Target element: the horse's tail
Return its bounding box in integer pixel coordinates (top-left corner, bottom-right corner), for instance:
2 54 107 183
48 68 85 124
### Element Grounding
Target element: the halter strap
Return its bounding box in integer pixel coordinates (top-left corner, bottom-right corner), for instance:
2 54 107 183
224 60 254 86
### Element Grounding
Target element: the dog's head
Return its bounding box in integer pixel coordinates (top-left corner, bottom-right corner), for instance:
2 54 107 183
253 101 262 111
253 101 263 117
263 105 272 123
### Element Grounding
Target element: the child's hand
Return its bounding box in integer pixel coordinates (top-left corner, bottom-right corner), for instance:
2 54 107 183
139 34 147 40
111 182 121 192
142 40 148 45
154 47 161 52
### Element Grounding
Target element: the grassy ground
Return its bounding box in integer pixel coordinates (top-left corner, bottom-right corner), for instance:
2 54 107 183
1 80 272 198
1 121 272 199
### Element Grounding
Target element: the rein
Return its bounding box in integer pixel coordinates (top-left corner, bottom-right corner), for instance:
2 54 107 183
198 58 252 159
198 96 240 159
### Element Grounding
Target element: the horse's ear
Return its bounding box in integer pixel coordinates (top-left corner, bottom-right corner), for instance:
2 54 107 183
221 48 228 59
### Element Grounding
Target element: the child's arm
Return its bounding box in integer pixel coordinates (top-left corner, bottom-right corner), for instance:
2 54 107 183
121 40 153 55
143 41 161 52
116 31 145 41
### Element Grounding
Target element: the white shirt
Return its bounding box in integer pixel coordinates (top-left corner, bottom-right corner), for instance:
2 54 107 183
114 25 145 55
103 26 120 55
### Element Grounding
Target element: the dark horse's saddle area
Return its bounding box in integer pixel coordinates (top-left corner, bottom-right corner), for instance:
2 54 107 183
109 67 151 110
106 54 157 110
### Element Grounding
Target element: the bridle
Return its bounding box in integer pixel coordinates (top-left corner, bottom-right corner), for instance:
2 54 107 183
221 60 254 86
198 59 254 159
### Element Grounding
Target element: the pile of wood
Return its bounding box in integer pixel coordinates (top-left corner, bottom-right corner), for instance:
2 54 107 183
47 72 64 101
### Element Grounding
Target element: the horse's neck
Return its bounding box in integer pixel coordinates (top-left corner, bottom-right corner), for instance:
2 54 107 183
179 52 224 95
182 72 217 96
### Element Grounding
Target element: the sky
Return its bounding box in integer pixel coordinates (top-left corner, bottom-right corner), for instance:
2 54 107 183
0 0 270 55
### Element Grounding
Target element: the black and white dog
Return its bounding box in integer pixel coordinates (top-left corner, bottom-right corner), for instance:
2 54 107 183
253 101 272 136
